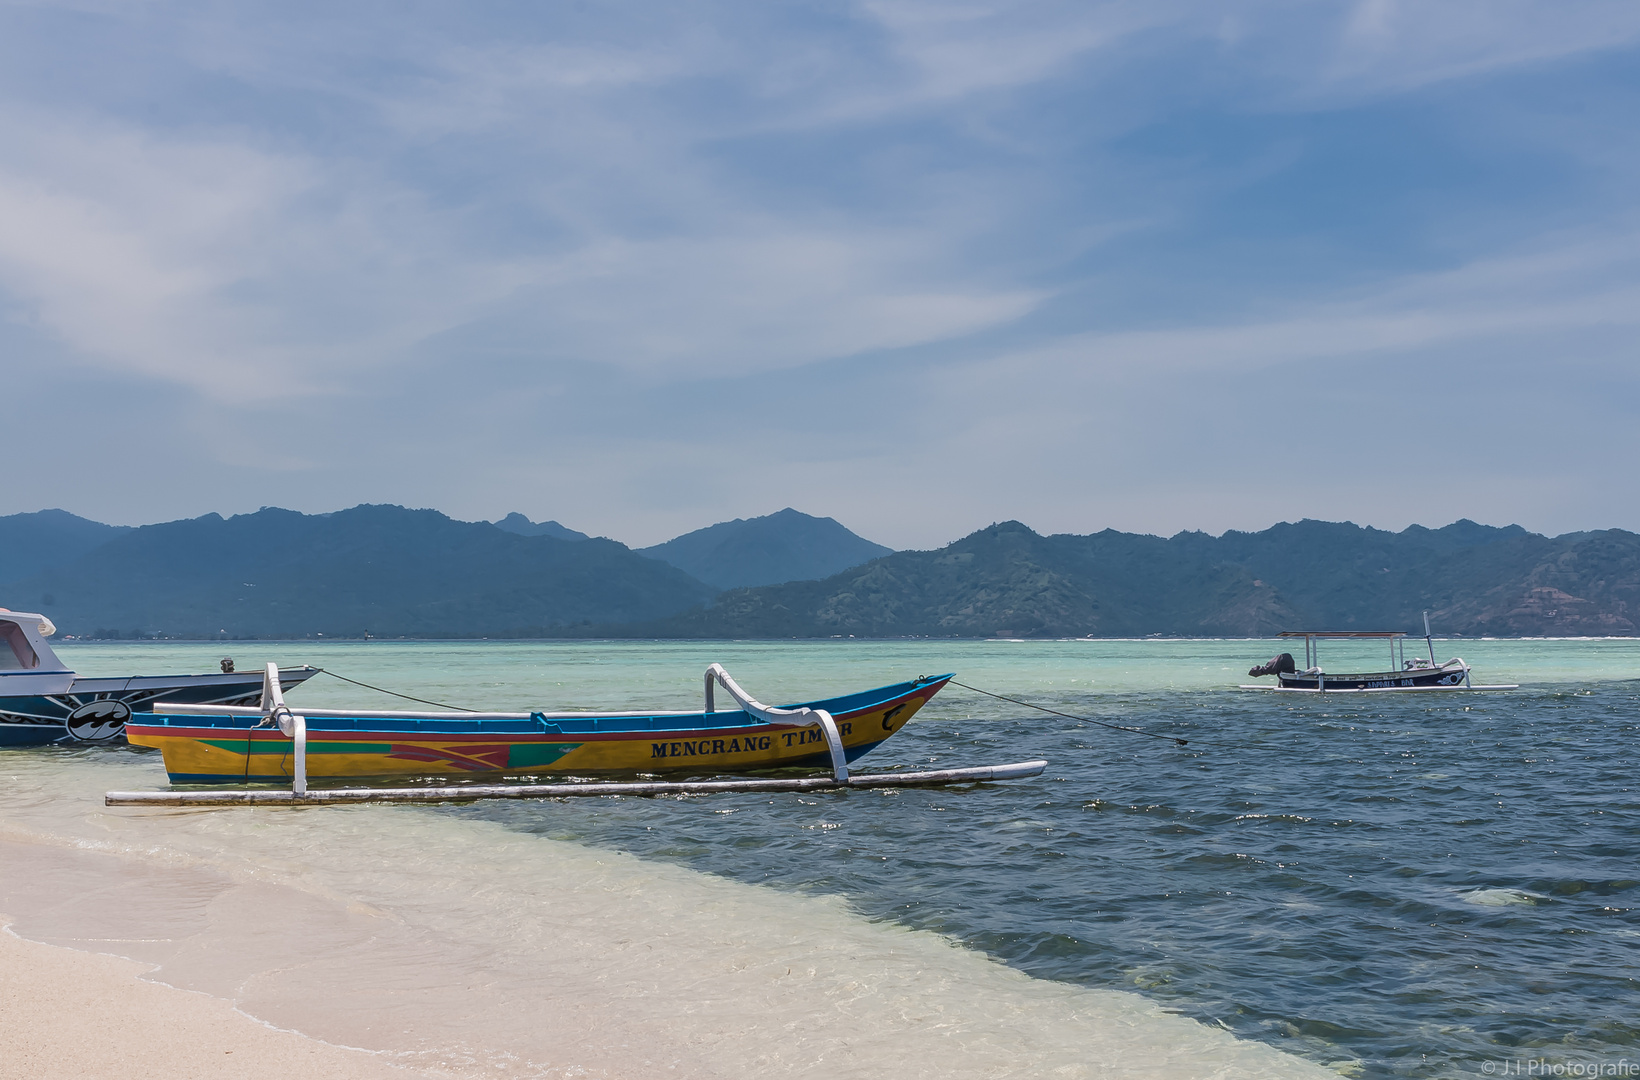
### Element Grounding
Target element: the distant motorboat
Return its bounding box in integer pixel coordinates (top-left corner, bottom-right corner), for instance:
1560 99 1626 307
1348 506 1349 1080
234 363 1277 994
0 609 316 746
1241 617 1516 693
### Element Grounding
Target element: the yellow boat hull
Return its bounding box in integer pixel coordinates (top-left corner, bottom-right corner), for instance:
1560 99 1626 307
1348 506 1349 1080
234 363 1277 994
127 675 951 784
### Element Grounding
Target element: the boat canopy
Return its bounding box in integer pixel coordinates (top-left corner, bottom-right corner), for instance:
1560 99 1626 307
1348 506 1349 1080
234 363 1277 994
0 609 75 694
1274 630 1426 671
1277 631 1406 639
0 609 64 670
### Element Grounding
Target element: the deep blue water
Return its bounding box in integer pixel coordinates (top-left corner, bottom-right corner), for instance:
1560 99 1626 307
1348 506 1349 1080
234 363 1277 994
467 681 1640 1078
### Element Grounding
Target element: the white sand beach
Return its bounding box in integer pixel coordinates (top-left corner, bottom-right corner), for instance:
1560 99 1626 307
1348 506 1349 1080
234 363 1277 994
1 921 423 1080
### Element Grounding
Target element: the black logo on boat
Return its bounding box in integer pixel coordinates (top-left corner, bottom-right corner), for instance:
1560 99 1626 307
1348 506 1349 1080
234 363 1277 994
65 699 132 742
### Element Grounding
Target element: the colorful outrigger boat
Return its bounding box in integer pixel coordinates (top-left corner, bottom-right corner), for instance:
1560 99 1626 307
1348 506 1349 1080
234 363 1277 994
126 663 954 785
0 609 317 746
1241 618 1515 693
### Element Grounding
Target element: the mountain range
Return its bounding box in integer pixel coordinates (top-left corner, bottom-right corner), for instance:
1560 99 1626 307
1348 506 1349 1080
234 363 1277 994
2 507 1636 638
611 518 1640 639
0 505 893 637
5 506 714 639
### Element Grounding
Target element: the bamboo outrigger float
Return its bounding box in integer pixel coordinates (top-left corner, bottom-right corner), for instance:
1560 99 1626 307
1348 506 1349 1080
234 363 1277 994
108 663 1047 806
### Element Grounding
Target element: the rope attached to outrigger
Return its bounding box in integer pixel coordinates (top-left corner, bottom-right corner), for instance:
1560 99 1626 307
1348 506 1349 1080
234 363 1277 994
314 668 477 712
950 680 1189 746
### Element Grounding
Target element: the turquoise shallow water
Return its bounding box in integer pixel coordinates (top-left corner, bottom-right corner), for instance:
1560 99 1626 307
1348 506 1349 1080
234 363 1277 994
39 638 1640 1077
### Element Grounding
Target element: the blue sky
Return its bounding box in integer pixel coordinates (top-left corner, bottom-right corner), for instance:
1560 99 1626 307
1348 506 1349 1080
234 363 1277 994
3 1 1638 549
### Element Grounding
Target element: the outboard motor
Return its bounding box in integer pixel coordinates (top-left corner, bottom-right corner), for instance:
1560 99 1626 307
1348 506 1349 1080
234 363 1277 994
1248 652 1297 678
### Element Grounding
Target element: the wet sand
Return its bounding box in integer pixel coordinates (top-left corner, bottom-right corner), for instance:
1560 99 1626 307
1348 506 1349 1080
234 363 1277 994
1 918 421 1080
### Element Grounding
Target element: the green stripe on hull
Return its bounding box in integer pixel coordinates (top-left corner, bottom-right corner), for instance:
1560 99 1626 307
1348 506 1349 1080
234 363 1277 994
507 743 579 768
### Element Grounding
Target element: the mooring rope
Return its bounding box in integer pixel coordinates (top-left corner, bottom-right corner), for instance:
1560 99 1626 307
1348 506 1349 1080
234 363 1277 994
315 668 477 712
313 669 1187 746
950 680 1189 746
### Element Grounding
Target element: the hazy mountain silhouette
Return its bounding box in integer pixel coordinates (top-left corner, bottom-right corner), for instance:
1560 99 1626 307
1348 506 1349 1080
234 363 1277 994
638 508 894 589
11 505 714 638
0 509 132 585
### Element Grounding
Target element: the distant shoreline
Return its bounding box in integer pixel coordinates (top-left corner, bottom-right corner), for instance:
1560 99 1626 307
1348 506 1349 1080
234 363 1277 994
53 633 1640 643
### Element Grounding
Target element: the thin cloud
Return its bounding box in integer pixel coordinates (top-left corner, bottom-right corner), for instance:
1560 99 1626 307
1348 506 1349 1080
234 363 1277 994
1328 0 1640 94
959 226 1640 388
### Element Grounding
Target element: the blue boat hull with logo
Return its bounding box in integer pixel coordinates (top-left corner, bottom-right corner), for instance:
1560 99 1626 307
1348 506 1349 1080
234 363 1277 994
0 608 316 746
0 669 321 746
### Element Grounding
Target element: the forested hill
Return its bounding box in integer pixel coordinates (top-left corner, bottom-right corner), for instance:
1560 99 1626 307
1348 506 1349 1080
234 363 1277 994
8 505 716 638
623 519 1640 638
0 510 132 583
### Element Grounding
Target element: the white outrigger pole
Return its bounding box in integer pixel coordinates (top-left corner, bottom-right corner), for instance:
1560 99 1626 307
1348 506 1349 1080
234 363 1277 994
261 661 307 795
704 662 848 781
106 761 1051 807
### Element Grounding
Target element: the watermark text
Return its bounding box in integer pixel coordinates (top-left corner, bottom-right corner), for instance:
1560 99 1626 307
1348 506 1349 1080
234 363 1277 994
1481 1060 1638 1077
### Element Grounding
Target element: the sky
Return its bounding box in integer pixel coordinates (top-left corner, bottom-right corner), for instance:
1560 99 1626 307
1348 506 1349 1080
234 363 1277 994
2 0 1638 550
